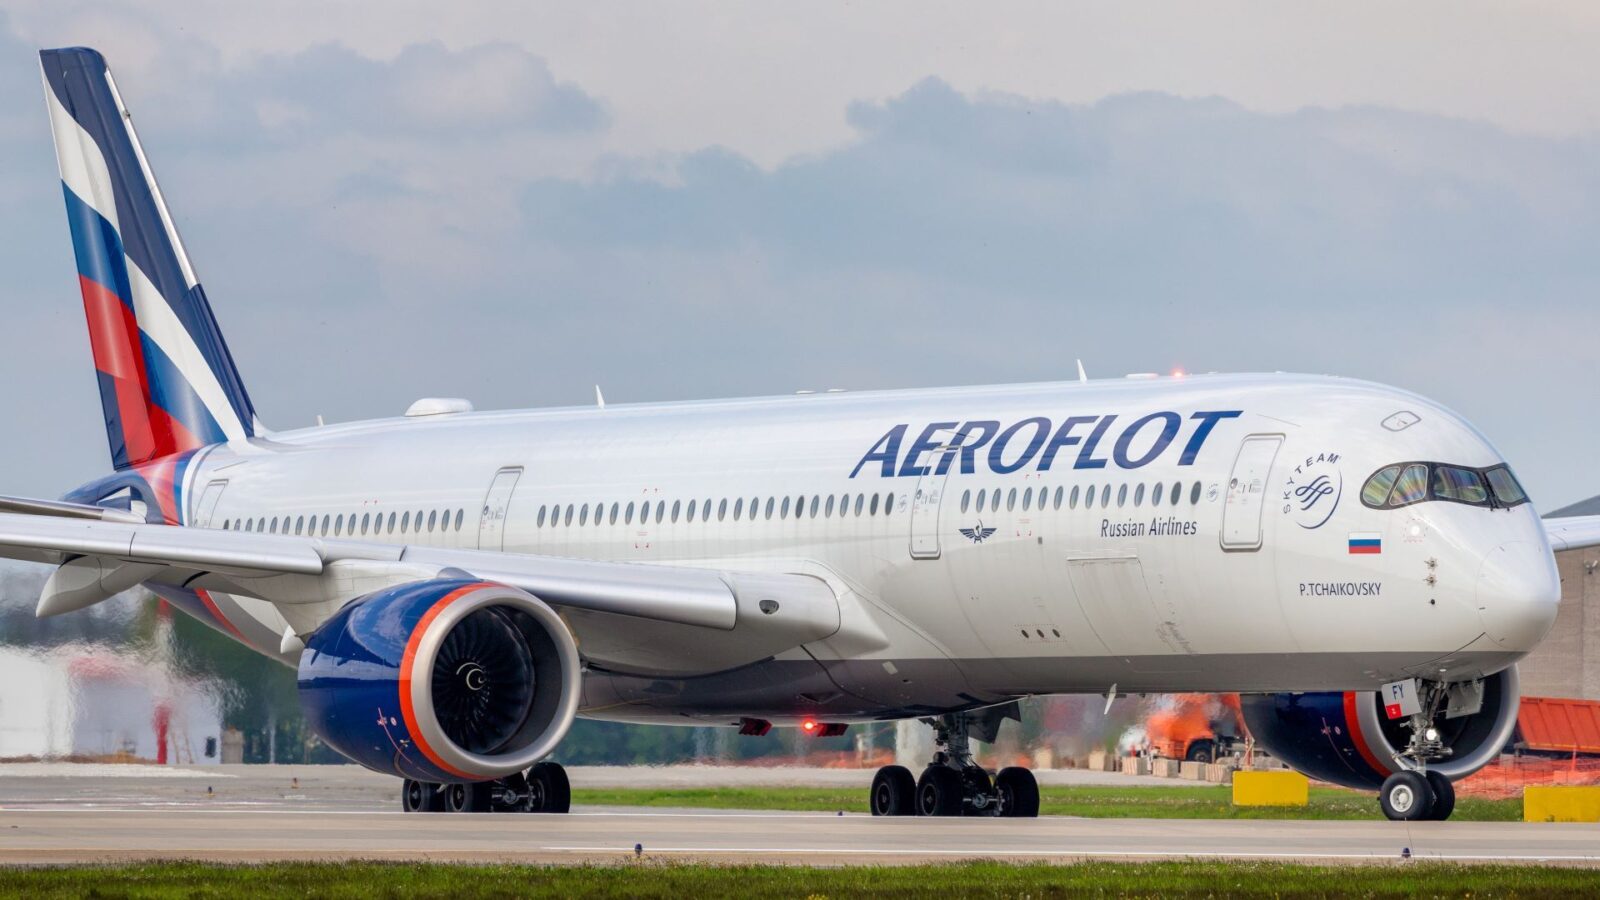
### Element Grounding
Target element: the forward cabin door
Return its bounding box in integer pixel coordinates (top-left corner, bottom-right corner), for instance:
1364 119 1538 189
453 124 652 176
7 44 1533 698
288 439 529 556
477 467 523 551
1220 435 1282 551
909 430 963 560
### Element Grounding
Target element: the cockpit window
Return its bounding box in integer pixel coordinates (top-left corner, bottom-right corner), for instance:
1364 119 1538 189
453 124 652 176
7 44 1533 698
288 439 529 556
1485 466 1528 506
1361 466 1400 506
1388 465 1429 507
1431 466 1489 506
1362 461 1528 510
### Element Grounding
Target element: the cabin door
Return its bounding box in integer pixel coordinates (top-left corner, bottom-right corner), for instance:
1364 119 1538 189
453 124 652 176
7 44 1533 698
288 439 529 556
909 430 963 560
1220 435 1282 551
193 480 228 527
477 467 523 551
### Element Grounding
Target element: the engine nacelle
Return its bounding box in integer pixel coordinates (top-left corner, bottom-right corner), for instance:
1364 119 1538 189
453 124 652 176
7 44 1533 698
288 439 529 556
1239 667 1519 789
297 578 580 783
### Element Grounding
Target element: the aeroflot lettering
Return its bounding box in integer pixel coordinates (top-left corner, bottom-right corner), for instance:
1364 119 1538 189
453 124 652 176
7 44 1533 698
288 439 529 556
850 410 1243 479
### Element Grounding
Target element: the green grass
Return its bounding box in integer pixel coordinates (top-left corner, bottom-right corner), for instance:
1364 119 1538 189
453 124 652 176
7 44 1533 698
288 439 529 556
571 785 1523 821
1 860 1597 898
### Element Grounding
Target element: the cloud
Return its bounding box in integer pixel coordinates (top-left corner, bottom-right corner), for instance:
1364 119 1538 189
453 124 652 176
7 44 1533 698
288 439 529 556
1 21 1599 509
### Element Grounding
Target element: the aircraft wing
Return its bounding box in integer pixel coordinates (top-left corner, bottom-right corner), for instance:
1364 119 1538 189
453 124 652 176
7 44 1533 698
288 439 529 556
0 509 841 665
1544 515 1600 553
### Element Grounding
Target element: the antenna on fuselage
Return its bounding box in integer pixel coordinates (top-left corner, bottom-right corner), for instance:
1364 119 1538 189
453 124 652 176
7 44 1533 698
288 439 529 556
595 385 606 409
1076 359 1088 384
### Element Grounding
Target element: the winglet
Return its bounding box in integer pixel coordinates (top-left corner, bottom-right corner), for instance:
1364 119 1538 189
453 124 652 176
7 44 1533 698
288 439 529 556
1076 359 1088 383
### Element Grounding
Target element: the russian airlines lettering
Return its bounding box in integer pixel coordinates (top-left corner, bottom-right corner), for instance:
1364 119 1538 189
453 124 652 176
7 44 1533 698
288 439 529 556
851 410 1242 478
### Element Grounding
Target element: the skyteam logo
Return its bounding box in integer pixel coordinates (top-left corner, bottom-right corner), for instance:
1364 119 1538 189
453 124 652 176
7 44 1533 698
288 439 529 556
959 521 998 544
1282 450 1343 530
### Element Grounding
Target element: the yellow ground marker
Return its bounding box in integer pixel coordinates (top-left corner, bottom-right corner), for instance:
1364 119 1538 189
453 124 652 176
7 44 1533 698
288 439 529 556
1232 770 1309 806
1523 786 1600 822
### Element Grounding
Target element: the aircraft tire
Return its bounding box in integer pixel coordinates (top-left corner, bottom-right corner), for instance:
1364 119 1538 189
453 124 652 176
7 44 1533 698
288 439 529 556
916 765 964 817
996 767 1040 818
870 765 917 816
402 779 443 813
1424 771 1456 821
444 781 495 813
1378 771 1435 821
529 762 571 813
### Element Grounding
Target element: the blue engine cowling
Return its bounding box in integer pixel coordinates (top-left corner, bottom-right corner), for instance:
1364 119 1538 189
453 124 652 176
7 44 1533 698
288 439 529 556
297 578 581 783
1239 666 1520 789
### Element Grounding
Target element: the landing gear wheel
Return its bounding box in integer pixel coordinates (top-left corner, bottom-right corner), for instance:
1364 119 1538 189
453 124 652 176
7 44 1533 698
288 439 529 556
1379 771 1435 821
995 767 1040 818
492 773 531 812
402 779 442 812
870 765 917 816
529 762 571 813
1185 740 1215 764
1424 771 1456 821
443 781 494 813
916 766 964 816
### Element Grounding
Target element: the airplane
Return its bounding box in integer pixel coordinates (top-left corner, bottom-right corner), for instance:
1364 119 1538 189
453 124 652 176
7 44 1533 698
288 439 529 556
8 45 1598 821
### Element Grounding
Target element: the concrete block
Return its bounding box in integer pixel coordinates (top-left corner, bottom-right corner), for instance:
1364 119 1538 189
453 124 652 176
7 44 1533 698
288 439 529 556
1203 762 1235 784
1179 761 1206 780
1088 749 1110 772
1232 770 1309 806
1150 758 1181 778
1120 756 1150 776
1524 786 1600 822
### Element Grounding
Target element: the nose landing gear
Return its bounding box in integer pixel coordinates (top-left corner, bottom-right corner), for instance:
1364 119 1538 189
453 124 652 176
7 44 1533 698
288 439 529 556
869 710 1039 818
1378 681 1459 821
401 761 570 814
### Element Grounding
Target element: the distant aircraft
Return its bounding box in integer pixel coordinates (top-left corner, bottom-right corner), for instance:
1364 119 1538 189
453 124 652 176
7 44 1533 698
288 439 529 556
7 46 1595 821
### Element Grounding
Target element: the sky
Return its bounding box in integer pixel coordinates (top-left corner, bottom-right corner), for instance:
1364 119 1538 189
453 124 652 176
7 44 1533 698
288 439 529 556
0 2 1597 507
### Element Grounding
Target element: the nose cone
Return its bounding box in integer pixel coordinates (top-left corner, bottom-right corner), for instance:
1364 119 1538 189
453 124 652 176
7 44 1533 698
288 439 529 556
1477 541 1560 650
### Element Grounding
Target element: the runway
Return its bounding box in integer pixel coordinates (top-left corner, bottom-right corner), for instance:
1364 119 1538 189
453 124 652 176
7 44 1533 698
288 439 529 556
1 764 1596 866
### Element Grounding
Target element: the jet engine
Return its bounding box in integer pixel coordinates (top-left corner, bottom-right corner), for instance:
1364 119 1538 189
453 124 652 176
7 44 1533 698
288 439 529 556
1239 667 1520 789
297 578 580 783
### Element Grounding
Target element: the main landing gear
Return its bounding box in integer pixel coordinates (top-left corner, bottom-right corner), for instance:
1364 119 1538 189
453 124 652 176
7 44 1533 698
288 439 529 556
402 761 570 814
1377 681 1458 821
869 712 1040 818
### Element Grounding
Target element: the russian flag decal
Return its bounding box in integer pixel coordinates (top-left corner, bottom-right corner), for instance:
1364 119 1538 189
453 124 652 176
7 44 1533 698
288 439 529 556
1348 532 1382 554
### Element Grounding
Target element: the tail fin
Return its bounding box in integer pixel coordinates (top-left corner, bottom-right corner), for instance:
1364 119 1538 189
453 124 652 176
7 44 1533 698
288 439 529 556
40 47 260 470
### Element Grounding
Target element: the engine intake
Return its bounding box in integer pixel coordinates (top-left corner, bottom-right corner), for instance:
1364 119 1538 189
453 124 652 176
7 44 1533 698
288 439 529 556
1240 666 1519 789
297 578 580 782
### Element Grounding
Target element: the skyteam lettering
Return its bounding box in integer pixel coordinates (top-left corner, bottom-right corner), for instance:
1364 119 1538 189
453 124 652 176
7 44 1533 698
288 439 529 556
851 410 1242 478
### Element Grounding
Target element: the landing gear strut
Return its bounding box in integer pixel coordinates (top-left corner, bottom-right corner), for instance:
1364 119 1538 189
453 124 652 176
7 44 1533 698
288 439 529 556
402 761 570 814
1377 681 1458 821
869 711 1039 818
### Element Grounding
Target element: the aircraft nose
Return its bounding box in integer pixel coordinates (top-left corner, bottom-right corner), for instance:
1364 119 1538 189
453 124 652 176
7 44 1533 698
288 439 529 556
1476 541 1560 650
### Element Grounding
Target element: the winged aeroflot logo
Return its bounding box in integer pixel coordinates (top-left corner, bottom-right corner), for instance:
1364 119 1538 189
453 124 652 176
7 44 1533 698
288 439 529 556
959 522 998 544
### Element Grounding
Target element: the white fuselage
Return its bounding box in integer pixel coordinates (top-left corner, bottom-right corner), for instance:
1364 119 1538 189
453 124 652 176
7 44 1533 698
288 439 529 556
152 372 1560 724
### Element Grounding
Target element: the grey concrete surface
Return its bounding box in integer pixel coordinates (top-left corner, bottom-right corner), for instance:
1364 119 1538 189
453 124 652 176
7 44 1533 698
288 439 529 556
0 762 1596 865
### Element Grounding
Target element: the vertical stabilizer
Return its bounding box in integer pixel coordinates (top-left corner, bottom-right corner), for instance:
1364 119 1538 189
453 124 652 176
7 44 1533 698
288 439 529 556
40 47 260 469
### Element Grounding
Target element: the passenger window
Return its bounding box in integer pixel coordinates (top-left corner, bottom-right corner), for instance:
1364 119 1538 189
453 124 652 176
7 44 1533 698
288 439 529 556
854 494 864 516
1021 488 1032 511
1433 466 1489 505
1388 465 1428 507
1054 486 1064 510
322 515 331 534
671 501 681 523
625 501 634 525
455 509 464 531
733 498 744 520
387 512 397 533
869 494 880 516
334 515 343 536
1070 485 1080 509
1134 484 1145 506
825 495 835 517
884 492 895 516
961 490 971 513
765 497 775 520
1189 482 1201 504
1084 484 1096 509
1171 481 1181 506
780 497 791 519
580 504 590 526
1101 485 1112 507
810 496 820 518
1152 483 1164 505
428 510 438 532
535 507 544 528
609 503 619 525
1117 485 1127 507
686 499 697 521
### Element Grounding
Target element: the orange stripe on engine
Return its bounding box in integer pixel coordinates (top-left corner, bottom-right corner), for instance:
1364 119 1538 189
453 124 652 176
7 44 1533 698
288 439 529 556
398 583 491 780
1343 690 1393 777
